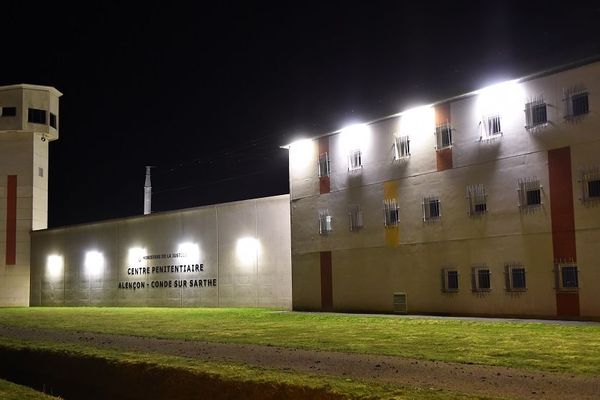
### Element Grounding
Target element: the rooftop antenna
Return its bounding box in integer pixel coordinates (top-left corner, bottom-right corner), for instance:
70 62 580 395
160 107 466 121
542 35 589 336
144 166 154 215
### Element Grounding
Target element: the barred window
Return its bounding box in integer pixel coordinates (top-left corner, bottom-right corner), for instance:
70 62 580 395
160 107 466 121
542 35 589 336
580 166 600 203
318 210 332 235
555 263 579 291
28 108 47 124
525 99 547 129
422 196 441 221
0 106 17 117
481 115 502 140
442 268 459 292
564 87 589 119
517 177 542 209
466 184 487 215
472 267 491 291
393 135 410 159
318 152 330 177
348 205 363 231
49 113 58 129
348 149 362 171
435 122 452 149
383 199 399 227
505 263 527 291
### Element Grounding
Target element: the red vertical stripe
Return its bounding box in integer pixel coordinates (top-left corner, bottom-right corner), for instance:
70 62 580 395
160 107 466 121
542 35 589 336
548 147 579 317
318 137 330 194
320 251 333 311
6 175 17 265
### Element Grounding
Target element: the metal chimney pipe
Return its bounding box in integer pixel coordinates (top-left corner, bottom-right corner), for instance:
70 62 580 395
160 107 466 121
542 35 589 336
144 166 152 215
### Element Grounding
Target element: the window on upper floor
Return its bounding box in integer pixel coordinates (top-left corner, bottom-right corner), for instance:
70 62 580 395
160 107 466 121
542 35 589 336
442 268 459 292
580 166 600 203
28 108 46 124
466 184 487 215
383 199 399 227
1 107 17 117
318 210 332 235
435 122 452 150
472 266 491 292
348 205 363 231
422 196 441 221
393 135 410 160
563 87 589 119
49 113 57 129
481 115 502 140
555 263 579 291
318 152 330 177
348 149 362 171
525 98 547 129
505 263 527 291
517 177 542 209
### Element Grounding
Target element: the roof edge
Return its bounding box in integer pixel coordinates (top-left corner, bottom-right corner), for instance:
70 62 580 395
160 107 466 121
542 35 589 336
0 83 63 97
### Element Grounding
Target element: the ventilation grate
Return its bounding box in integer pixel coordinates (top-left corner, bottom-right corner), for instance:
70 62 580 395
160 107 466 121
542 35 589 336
392 292 407 314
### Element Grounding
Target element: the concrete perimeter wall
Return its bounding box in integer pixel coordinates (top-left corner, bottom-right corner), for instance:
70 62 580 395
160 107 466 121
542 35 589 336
30 195 292 308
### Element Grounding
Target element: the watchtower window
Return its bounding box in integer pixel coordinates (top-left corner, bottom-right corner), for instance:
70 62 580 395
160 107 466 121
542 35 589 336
28 108 47 124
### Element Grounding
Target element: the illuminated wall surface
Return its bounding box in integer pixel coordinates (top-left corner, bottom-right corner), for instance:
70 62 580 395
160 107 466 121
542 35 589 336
289 60 600 319
30 195 292 308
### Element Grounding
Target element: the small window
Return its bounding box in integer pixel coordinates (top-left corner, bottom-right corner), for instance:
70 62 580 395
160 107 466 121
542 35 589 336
319 210 332 235
348 149 362 171
505 263 527 291
422 196 441 221
383 199 399 227
28 108 47 124
38 167 44 178
393 135 410 159
348 205 363 231
518 177 542 209
466 184 487 215
481 115 502 140
1 107 17 117
564 88 589 119
49 113 57 129
318 152 330 177
435 122 452 149
555 263 579 291
442 268 459 292
525 99 547 129
472 267 491 292
580 167 600 203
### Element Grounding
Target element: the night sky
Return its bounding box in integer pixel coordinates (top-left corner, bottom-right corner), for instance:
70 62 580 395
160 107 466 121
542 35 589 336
2 1 599 228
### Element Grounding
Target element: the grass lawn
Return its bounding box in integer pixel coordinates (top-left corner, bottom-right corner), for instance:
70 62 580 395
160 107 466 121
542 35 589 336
0 338 500 400
0 377 61 400
0 307 598 375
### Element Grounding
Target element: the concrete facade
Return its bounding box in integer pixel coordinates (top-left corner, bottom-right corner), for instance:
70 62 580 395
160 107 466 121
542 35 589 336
289 60 600 319
0 85 61 306
30 195 292 308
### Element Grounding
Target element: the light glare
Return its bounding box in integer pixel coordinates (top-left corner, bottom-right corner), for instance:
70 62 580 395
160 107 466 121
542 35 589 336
128 247 147 266
340 123 370 152
84 250 104 277
177 242 200 264
47 255 63 278
236 237 260 267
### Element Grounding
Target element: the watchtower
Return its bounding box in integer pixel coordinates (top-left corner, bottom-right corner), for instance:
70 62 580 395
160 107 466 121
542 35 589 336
0 84 62 306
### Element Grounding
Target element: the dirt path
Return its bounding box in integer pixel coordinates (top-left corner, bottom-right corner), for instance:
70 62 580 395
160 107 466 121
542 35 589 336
0 325 598 400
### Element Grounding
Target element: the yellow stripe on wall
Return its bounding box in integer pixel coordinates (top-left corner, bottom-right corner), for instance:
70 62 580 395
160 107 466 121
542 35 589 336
383 180 399 247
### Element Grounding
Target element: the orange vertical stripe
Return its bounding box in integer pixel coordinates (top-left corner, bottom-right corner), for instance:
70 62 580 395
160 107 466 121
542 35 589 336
6 175 17 265
318 137 330 194
435 103 451 125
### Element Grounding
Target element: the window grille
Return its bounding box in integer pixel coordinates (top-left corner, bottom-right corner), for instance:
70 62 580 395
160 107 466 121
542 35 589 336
435 122 452 150
517 177 542 209
28 108 47 124
504 263 527 291
441 268 459 292
555 262 579 291
481 115 502 140
563 87 589 119
0 107 17 117
422 196 441 221
392 292 407 314
525 98 547 129
348 205 363 231
393 135 410 160
49 113 58 129
348 149 362 171
579 166 600 203
383 199 399 227
318 152 330 177
318 210 332 235
471 266 491 292
466 184 487 215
